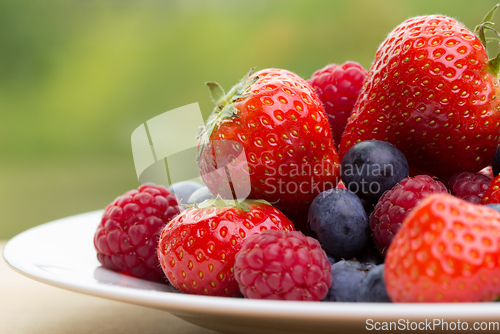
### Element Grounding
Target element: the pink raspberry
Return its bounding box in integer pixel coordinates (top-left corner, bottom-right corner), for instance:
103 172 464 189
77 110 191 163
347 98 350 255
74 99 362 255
447 171 491 204
94 184 181 282
369 175 447 256
234 230 331 301
307 61 367 148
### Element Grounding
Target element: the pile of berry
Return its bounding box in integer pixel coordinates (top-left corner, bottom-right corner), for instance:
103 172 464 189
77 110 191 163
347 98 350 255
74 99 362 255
94 7 500 303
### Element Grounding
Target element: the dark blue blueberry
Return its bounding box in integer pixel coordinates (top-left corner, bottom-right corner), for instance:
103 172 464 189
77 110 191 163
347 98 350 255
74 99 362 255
323 259 372 302
168 181 203 206
356 264 392 303
308 188 369 259
361 199 375 217
341 140 409 203
485 203 500 213
493 147 500 178
187 186 215 205
354 246 384 266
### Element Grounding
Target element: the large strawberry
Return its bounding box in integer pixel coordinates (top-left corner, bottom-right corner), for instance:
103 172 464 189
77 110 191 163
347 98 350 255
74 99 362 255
157 198 295 296
197 68 340 212
339 7 500 179
385 193 500 302
481 174 500 204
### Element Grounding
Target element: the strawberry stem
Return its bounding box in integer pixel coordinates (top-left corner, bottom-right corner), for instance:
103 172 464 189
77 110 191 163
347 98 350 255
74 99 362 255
197 68 259 160
474 4 500 76
192 195 272 212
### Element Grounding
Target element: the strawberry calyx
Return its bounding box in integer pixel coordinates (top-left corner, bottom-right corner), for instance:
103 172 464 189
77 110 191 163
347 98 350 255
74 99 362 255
474 4 500 76
197 68 259 160
187 195 272 212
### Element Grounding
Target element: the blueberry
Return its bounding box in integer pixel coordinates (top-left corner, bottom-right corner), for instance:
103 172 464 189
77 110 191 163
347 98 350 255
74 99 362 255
354 246 384 266
493 147 500 177
486 203 500 213
356 264 392 303
341 140 409 203
187 186 216 205
168 181 203 205
324 259 372 302
308 188 369 259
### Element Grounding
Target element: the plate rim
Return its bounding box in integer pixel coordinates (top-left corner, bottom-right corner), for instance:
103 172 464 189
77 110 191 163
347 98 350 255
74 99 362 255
4 210 500 323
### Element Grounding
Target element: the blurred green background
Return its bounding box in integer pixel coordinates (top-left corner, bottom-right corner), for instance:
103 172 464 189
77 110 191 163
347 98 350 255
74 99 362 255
1 0 499 239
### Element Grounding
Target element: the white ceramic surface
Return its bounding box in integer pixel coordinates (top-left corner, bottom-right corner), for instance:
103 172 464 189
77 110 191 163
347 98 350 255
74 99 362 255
4 211 500 334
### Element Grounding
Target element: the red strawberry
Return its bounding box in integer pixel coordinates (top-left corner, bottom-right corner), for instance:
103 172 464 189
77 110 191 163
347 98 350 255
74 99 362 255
385 193 500 302
336 180 347 189
197 68 341 212
157 199 295 297
479 165 494 179
307 61 368 148
339 9 500 179
482 174 500 204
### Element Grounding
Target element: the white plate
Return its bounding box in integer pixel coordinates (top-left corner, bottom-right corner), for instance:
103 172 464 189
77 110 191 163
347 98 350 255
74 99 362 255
4 211 500 334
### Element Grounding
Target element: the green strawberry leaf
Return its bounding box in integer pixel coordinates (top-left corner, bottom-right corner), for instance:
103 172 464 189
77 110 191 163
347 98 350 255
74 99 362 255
219 103 237 119
206 82 226 105
475 4 499 46
488 51 500 76
195 196 272 212
474 4 500 76
483 4 499 26
237 201 250 212
196 68 258 160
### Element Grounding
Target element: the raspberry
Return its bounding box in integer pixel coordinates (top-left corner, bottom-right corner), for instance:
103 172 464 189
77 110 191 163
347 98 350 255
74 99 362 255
234 230 331 301
369 175 447 256
94 184 181 282
447 171 491 204
307 61 367 148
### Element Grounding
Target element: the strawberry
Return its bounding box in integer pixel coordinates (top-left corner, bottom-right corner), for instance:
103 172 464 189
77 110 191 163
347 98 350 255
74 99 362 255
157 198 295 297
197 68 341 212
479 165 494 179
482 174 500 204
339 7 500 179
385 193 500 302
